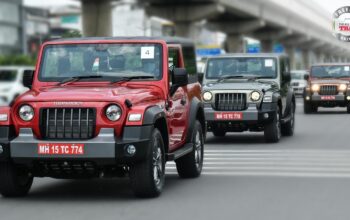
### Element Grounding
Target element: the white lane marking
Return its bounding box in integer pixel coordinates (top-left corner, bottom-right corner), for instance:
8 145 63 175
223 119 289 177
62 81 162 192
165 171 350 178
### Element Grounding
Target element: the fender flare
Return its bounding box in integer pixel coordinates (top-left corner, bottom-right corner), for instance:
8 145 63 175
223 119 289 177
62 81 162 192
185 97 205 143
142 105 166 125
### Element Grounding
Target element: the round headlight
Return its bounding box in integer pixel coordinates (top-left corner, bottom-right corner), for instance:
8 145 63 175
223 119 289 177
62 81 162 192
203 91 213 101
106 105 122 121
250 91 261 101
19 105 34 121
311 84 320 92
339 84 347 92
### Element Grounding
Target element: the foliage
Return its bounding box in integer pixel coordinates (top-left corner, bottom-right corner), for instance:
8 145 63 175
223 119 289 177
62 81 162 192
0 55 36 66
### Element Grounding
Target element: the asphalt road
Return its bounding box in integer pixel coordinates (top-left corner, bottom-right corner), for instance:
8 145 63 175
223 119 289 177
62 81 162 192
2 98 350 220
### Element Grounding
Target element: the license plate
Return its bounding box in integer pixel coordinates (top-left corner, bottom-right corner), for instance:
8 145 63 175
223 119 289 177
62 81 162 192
321 96 336 100
214 112 243 120
38 143 84 155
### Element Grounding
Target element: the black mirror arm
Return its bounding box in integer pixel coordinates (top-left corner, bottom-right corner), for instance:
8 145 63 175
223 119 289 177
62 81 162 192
170 84 179 97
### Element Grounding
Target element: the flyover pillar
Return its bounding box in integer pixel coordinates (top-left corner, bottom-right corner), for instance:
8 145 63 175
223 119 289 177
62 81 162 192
302 49 311 69
174 22 193 38
226 34 245 53
260 40 273 52
285 47 296 70
82 0 113 37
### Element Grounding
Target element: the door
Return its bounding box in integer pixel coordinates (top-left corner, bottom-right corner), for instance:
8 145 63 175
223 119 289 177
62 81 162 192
167 46 188 149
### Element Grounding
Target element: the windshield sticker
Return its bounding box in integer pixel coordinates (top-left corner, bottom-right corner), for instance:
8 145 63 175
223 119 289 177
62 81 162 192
141 46 155 59
264 59 273 67
345 66 350 71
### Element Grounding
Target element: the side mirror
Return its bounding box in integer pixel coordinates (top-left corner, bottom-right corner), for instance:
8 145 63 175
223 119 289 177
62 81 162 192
23 70 34 88
198 72 204 84
283 71 291 82
170 68 188 96
304 74 310 80
173 68 188 87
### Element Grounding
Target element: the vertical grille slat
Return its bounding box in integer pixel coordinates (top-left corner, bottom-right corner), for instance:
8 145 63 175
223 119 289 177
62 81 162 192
41 108 96 140
215 93 247 111
319 85 338 95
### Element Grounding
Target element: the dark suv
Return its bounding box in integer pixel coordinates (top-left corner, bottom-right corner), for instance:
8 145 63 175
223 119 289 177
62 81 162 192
304 63 350 113
201 53 296 143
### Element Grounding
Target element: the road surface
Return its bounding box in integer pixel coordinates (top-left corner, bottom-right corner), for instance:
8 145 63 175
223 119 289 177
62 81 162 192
2 99 350 220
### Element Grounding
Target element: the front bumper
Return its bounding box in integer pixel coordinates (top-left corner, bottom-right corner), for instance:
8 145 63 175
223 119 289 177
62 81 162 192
305 94 349 107
204 103 277 132
0 126 152 165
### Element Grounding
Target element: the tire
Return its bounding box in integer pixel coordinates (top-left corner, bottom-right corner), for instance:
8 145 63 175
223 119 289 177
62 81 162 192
130 128 165 198
212 129 226 137
176 120 204 178
0 162 33 197
304 102 317 114
281 102 295 136
347 105 350 114
264 106 281 143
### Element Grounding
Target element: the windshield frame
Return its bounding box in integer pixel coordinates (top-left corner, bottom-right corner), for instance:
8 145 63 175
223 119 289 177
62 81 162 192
310 65 350 78
205 57 278 80
38 42 164 83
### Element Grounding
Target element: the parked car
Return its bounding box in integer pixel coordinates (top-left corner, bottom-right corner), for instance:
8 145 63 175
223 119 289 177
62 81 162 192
304 63 350 113
0 66 34 105
291 70 308 95
202 53 296 143
0 37 206 198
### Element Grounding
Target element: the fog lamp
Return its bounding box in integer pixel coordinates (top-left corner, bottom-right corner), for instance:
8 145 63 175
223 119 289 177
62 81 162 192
263 113 269 119
126 145 136 156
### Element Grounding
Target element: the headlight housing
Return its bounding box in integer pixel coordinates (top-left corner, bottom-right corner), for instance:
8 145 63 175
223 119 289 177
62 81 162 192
311 84 320 92
19 105 34 121
339 84 347 92
106 105 122 121
250 91 261 101
203 91 213 101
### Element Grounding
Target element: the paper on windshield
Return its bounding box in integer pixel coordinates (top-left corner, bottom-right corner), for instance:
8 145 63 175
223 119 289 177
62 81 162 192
141 46 155 59
264 59 273 67
344 66 350 71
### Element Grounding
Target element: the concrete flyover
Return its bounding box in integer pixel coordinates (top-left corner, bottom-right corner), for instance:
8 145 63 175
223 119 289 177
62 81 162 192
79 0 350 69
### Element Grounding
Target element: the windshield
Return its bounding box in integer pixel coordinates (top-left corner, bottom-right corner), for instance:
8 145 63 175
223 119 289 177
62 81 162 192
0 70 17 82
311 65 350 78
39 43 163 82
206 57 277 79
291 71 306 80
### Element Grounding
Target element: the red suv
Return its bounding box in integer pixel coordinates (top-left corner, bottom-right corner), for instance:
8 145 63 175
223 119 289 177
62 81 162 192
0 37 205 198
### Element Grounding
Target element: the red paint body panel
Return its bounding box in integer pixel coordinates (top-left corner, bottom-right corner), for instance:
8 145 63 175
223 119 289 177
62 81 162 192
10 39 202 153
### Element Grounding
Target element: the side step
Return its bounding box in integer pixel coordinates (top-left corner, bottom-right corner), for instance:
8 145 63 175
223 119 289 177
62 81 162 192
166 143 193 161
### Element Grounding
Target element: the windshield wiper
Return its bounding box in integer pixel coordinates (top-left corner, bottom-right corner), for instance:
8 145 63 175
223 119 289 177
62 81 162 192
57 75 103 86
217 75 246 82
110 76 155 84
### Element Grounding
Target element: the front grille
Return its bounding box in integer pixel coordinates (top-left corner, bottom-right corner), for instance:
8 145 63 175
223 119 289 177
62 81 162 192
292 82 299 86
319 85 338 95
40 108 96 140
214 93 247 111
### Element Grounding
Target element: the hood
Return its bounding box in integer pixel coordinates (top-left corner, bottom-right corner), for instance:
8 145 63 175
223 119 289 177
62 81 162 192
310 79 349 84
203 80 277 92
17 84 164 105
0 82 15 92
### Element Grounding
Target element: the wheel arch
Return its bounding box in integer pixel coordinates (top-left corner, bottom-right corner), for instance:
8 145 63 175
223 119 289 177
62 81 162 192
186 97 205 143
143 105 169 153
